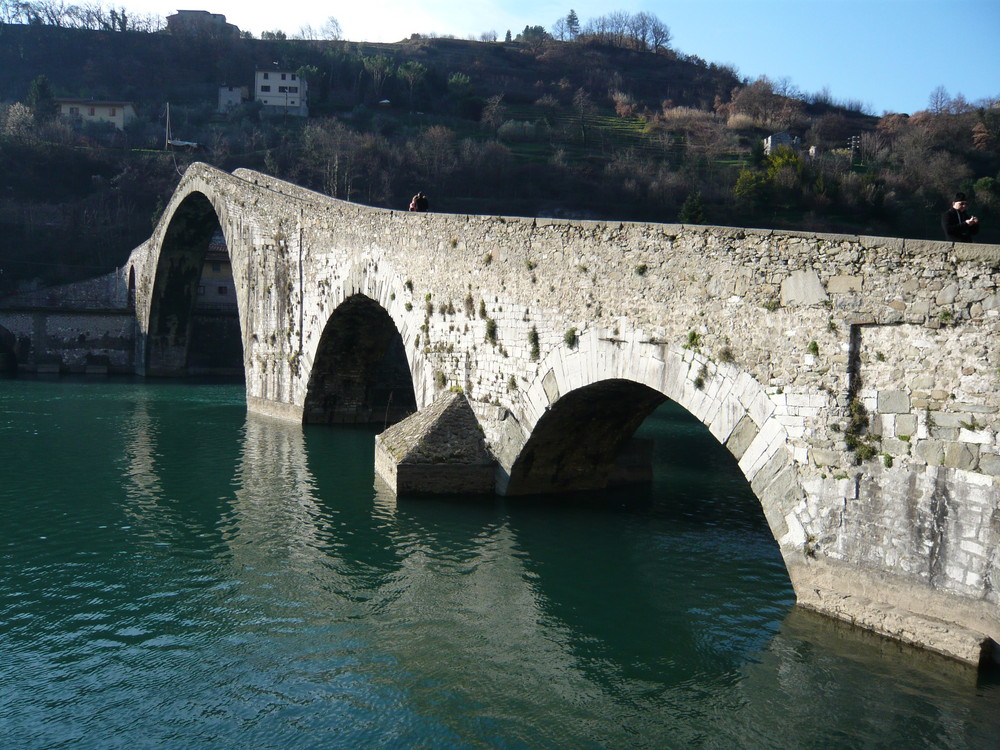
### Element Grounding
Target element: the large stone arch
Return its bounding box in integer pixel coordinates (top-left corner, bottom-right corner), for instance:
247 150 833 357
302 293 417 425
142 188 243 377
498 327 807 558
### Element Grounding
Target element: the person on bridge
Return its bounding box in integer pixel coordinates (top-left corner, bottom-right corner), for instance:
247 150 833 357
409 192 430 212
941 192 980 242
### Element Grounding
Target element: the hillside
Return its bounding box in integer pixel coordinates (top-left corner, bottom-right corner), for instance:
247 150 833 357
0 22 997 291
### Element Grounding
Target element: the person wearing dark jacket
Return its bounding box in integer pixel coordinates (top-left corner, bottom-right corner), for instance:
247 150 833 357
941 192 980 242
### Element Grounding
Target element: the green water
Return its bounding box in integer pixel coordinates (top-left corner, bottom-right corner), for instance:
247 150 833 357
1 378 997 749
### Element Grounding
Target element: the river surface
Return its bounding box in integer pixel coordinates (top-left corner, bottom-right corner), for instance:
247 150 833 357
1 378 998 749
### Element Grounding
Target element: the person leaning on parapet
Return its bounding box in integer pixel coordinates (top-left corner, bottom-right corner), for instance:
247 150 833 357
408 192 430 212
941 192 980 242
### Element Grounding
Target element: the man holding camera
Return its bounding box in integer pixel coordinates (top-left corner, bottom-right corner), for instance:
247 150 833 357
941 191 980 242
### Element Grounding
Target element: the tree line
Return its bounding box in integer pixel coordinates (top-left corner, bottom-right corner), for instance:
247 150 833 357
0 15 998 294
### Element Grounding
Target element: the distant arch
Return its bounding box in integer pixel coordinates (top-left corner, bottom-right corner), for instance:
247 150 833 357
0 323 17 373
506 379 665 494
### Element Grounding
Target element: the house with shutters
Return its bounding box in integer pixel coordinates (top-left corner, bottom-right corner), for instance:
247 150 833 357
254 70 308 116
56 99 137 130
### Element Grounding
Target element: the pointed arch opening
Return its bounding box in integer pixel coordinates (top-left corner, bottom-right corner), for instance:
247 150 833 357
303 294 417 425
145 192 242 378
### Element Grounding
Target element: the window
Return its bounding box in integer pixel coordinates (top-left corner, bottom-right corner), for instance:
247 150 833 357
260 85 271 92
88 107 95 116
278 86 287 93
69 107 79 115
263 73 269 79
109 108 116 116
291 74 297 81
281 73 286 80
218 286 228 295
289 87 298 93
198 285 205 296
211 262 221 272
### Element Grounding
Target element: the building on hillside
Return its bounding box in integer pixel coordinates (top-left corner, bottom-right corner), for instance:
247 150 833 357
196 231 237 310
254 70 308 117
218 85 249 112
763 131 800 155
166 10 240 37
56 99 137 131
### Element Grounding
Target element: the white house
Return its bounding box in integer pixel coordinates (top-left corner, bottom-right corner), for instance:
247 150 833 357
218 85 249 112
56 99 137 130
254 70 308 116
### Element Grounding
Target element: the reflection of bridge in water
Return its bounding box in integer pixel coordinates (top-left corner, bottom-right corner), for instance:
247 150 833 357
119 162 1000 664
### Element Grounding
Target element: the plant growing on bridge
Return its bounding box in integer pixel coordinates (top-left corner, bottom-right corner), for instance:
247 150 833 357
528 327 540 361
485 318 498 344
808 340 819 355
564 327 578 349
694 363 708 390
635 264 648 276
479 300 487 319
683 330 701 351
845 397 879 463
464 293 475 317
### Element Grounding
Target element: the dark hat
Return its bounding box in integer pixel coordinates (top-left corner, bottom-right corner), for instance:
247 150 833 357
955 191 967 201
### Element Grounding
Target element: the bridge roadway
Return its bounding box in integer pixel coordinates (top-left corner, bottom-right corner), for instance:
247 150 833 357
125 163 1000 666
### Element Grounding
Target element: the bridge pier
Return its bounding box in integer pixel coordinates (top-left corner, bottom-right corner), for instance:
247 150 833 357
374 392 496 495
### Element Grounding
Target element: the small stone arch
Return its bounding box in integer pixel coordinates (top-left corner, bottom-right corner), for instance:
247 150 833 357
501 328 808 553
302 292 417 425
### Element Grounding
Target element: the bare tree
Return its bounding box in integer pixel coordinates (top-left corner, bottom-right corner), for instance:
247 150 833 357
321 16 342 40
928 86 950 115
481 94 506 138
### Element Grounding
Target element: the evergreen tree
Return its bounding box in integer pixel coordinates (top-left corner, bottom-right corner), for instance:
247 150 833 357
678 192 707 224
27 74 57 123
567 9 580 38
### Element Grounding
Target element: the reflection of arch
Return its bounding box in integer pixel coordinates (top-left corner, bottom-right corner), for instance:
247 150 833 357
145 191 241 376
303 294 417 425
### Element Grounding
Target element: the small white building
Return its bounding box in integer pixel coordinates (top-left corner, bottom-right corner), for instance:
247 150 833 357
218 85 249 112
763 131 800 155
56 99 137 131
254 70 308 116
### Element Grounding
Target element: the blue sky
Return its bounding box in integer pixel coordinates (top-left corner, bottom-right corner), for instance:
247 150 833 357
126 1 999 114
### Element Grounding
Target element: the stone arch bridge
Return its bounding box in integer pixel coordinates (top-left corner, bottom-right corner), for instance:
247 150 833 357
125 163 1000 665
